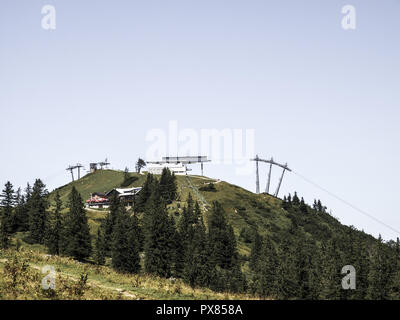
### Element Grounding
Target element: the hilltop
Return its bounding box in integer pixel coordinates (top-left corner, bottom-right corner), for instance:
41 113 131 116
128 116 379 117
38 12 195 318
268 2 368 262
48 169 376 260
2 168 395 300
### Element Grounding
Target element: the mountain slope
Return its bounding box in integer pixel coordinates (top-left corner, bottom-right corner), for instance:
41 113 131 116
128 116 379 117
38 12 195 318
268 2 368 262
48 170 377 259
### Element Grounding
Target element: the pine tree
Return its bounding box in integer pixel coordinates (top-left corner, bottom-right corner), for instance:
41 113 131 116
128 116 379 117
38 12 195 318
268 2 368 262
143 183 174 277
111 205 141 273
102 194 120 254
367 235 392 299
135 158 146 173
94 225 106 265
0 181 15 249
276 235 298 299
12 188 29 232
389 238 400 299
207 201 238 270
171 227 185 278
207 201 245 292
135 174 155 212
292 192 300 206
183 209 211 288
294 238 321 299
178 194 197 263
28 179 48 244
252 236 279 298
159 168 177 204
61 187 92 261
45 192 63 255
319 239 342 300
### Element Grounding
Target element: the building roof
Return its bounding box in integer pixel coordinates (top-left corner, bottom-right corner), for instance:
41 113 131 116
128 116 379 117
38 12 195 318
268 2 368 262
106 187 142 197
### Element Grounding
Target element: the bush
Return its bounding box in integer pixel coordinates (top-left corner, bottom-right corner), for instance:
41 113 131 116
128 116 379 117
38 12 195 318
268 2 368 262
199 183 217 192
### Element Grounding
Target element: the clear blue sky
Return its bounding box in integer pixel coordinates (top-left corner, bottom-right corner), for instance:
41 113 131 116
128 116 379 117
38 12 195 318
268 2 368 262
1 0 399 240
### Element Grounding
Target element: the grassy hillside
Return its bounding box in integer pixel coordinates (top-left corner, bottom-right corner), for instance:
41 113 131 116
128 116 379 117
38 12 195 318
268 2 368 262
0 240 255 300
47 170 376 260
2 169 385 300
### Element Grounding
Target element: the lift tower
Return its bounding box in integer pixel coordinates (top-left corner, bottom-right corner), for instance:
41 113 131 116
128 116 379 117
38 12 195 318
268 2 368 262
66 165 76 182
250 156 292 197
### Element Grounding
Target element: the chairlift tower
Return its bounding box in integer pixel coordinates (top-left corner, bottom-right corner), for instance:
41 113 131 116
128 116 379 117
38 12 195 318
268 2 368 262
66 165 76 182
250 156 292 197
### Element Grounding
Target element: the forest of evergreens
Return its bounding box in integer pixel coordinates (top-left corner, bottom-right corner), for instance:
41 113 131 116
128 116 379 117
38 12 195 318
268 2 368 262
1 168 400 299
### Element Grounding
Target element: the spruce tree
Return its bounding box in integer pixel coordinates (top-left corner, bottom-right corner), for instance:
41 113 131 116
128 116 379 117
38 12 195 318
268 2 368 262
13 188 28 232
94 225 106 265
102 194 120 254
45 192 63 255
0 181 15 249
207 201 238 270
367 235 392 299
276 235 298 299
143 183 174 277
159 168 177 204
28 179 48 244
252 236 279 298
171 227 185 278
111 205 141 273
135 173 154 212
61 187 92 261
183 209 211 288
319 239 342 300
207 201 245 292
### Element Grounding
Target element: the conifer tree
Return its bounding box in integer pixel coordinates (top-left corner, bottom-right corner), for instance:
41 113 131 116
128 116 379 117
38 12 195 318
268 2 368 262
94 225 106 265
292 192 300 206
172 227 185 278
61 187 92 261
143 183 174 277
183 208 211 288
207 201 238 270
206 201 245 292
275 235 298 299
135 158 146 173
12 188 28 232
102 194 120 254
294 238 321 299
111 205 141 273
251 236 279 298
135 173 154 212
45 192 63 255
367 235 392 299
28 179 48 244
319 239 342 300
0 181 15 249
178 194 197 256
159 168 177 204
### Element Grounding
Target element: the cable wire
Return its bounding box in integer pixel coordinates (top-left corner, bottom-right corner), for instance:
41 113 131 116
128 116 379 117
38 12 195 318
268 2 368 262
292 170 400 236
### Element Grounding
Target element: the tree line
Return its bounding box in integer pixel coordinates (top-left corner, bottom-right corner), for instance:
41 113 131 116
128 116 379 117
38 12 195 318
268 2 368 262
2 170 400 298
0 168 245 294
247 193 400 299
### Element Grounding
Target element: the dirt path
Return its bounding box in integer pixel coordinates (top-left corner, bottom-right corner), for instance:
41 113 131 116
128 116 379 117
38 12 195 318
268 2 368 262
31 263 138 299
1 256 138 299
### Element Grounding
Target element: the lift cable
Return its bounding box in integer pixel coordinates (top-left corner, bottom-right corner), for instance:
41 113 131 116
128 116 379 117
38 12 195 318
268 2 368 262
292 170 400 236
